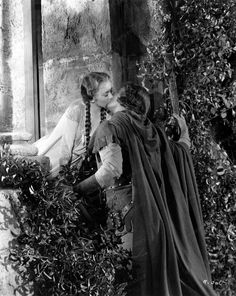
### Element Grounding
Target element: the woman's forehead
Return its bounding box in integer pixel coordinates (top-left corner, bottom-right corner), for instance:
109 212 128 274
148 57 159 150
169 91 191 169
98 80 112 92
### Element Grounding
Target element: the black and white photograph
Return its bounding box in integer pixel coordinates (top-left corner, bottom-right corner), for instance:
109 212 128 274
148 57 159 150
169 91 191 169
0 1 235 295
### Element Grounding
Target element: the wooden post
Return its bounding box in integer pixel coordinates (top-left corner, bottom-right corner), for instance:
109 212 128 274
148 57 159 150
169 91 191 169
35 0 45 138
23 0 44 142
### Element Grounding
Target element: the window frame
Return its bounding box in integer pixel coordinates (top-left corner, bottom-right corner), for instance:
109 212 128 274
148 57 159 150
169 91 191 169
23 0 44 142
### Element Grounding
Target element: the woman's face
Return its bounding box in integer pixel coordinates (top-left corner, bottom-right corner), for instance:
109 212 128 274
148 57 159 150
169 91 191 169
93 80 113 108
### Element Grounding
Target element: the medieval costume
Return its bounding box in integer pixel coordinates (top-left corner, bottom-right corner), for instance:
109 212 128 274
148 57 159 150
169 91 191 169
34 72 112 178
74 84 216 296
34 100 87 177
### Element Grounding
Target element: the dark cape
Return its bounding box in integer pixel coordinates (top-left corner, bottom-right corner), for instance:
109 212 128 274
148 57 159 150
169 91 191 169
93 111 216 296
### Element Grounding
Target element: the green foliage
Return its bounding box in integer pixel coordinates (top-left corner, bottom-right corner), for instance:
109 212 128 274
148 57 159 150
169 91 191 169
139 0 236 294
0 147 132 296
192 126 236 295
0 145 44 190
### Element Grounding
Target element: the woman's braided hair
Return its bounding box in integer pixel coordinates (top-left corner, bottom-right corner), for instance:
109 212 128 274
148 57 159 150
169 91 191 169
84 101 91 151
100 107 107 122
81 72 110 151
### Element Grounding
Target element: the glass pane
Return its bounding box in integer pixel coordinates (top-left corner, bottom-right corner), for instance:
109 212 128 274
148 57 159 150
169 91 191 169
41 0 112 134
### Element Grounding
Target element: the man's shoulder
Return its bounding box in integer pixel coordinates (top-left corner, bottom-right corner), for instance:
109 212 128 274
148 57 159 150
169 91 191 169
96 119 112 133
108 111 128 124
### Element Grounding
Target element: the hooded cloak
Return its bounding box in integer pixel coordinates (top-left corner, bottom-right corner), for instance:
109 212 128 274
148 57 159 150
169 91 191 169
93 110 216 296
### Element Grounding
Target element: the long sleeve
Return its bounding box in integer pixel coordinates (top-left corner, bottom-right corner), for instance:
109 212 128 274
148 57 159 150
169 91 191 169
59 102 85 165
34 100 85 176
95 143 123 188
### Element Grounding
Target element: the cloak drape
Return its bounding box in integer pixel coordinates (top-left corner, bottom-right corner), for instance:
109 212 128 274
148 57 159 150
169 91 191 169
93 111 216 296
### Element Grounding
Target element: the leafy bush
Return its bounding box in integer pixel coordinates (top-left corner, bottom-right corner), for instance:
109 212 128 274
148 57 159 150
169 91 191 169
0 146 132 296
0 145 44 190
139 0 236 294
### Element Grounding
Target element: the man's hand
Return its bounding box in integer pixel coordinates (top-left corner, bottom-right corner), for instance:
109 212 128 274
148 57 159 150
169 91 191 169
73 175 101 195
173 114 191 148
173 114 187 133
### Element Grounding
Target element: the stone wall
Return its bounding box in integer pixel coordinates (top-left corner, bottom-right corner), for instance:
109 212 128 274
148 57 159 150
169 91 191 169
41 0 112 134
41 0 162 134
0 190 33 296
0 0 160 137
0 0 25 133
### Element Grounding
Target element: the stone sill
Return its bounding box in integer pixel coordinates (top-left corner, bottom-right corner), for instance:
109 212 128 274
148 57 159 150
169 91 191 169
0 132 32 144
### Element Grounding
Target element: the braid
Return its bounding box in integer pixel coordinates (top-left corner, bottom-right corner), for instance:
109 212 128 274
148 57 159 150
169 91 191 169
84 101 91 152
80 72 111 152
100 107 107 123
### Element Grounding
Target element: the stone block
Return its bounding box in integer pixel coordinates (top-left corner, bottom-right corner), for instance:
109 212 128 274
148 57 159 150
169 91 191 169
0 132 32 144
9 144 38 156
0 189 33 296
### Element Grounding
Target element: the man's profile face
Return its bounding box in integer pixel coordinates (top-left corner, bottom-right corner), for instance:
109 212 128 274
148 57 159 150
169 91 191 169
106 92 122 114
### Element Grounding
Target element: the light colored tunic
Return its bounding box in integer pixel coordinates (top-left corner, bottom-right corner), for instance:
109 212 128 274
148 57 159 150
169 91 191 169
34 100 121 179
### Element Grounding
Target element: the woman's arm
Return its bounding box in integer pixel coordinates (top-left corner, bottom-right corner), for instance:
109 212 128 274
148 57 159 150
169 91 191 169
59 101 84 165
